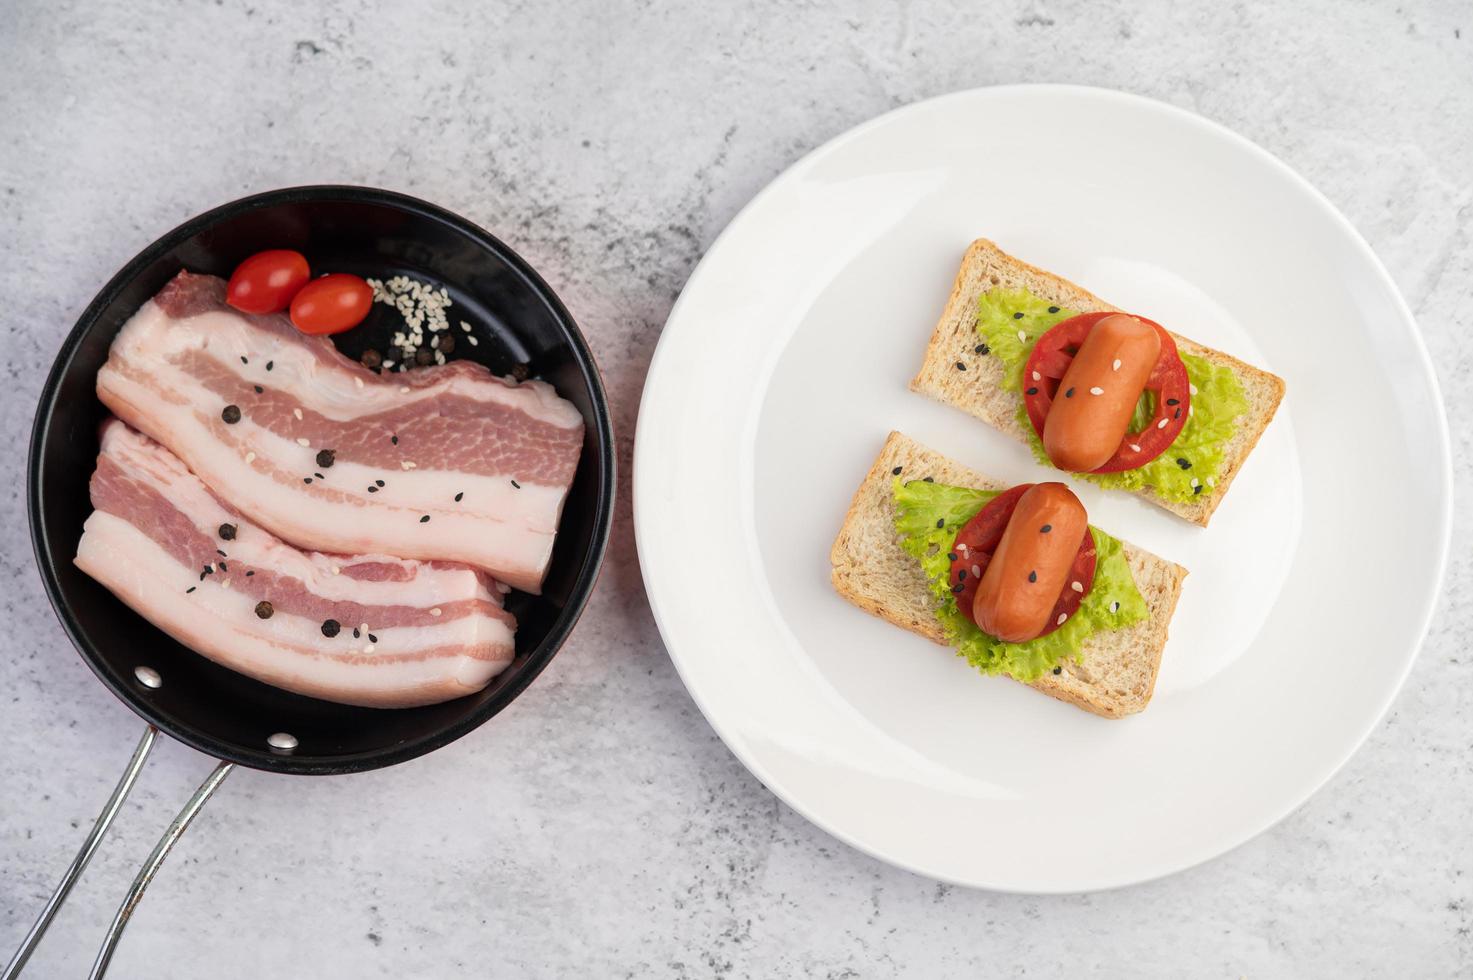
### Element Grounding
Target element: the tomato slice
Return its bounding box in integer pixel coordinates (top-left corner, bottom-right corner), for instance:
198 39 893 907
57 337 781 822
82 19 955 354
226 250 311 314
288 273 374 335
947 485 1097 638
1021 312 1190 472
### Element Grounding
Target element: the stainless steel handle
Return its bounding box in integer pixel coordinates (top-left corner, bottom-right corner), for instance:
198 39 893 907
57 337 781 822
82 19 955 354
3 724 234 980
2 726 158 980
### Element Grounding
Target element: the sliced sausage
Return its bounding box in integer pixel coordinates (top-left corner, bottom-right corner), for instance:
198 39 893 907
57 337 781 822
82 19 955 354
1041 314 1161 473
973 482 1090 643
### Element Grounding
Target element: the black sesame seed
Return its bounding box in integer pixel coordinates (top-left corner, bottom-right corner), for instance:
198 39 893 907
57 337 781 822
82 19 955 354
511 479 521 489
1176 458 1191 469
1193 485 1203 495
891 466 902 476
321 619 341 638
974 343 990 355
218 561 228 572
454 491 464 502
951 584 964 594
186 586 196 594
265 360 274 371
1026 387 1038 395
367 633 378 644
955 361 967 371
314 472 325 480
1064 387 1075 398
199 571 206 582
221 404 242 424
947 552 957 562
1041 524 1052 533
253 385 263 394
1111 601 1120 613
420 515 431 523
303 478 312 485
254 601 274 620
936 518 945 529
1166 398 1180 406
375 479 385 487
367 486 379 493
1047 306 1060 314
352 627 361 639
245 571 254 577
1013 312 1024 320
361 348 383 369
216 549 227 557
1175 408 1182 420
958 569 967 581
240 356 248 365
1028 570 1038 583
219 523 236 540
316 449 336 468
922 476 934 483
390 435 398 445
1052 665 1062 675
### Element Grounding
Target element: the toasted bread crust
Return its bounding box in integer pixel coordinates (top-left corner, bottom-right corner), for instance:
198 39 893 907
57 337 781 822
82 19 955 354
910 239 1285 526
830 432 1187 718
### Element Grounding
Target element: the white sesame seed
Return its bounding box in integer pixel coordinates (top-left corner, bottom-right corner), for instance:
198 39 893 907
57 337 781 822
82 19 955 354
1190 477 1200 488
382 360 395 368
495 582 511 594
1017 330 1026 342
1110 601 1120 613
460 321 472 333
1056 613 1067 625
1089 386 1104 395
297 437 310 447
1190 383 1199 395
401 460 417 470
245 451 256 463
400 386 410 394
467 336 479 346
360 622 369 633
1129 444 1141 452
1112 358 1121 371
1071 581 1084 592
956 543 968 553
331 565 340 575
434 352 445 365
354 376 364 389
1032 371 1041 381
971 564 982 578
293 408 304 420
430 607 442 617
134 666 162 688
1156 418 1169 429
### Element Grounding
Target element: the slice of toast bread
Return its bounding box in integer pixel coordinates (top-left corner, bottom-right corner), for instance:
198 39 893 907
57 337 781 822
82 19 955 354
909 239 1285 526
829 431 1187 718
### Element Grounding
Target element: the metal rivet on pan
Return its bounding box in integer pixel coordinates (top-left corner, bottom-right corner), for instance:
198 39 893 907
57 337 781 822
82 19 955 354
267 732 298 752
134 666 162 689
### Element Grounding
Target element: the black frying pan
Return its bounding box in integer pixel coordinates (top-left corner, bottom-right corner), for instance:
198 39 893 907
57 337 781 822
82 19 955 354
7 186 614 977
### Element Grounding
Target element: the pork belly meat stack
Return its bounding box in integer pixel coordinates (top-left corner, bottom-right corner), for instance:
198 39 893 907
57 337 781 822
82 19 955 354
76 420 517 708
96 272 583 594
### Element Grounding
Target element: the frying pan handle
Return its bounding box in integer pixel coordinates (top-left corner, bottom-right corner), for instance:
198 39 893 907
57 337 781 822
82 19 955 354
2 725 234 980
87 758 233 979
2 726 157 980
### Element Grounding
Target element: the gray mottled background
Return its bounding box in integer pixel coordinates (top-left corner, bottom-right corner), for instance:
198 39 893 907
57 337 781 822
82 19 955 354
2 1 1469 977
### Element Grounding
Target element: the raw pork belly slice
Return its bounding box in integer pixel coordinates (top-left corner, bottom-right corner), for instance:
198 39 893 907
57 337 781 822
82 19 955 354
76 419 517 708
96 271 584 594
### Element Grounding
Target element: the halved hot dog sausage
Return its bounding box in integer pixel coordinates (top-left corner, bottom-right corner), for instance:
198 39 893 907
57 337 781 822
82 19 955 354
973 482 1090 643
1041 314 1161 473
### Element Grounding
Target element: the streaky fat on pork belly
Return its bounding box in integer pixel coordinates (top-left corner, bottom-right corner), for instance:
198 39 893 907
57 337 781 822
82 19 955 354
76 419 516 708
96 271 584 594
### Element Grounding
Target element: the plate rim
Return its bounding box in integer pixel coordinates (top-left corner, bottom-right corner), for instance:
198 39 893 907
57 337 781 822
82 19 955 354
633 84 1454 891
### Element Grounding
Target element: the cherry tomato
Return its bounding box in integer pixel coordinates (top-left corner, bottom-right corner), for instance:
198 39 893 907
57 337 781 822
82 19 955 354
946 484 1096 635
288 274 374 335
226 250 311 314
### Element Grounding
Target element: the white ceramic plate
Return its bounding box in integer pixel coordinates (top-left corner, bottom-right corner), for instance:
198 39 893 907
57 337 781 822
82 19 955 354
633 86 1451 892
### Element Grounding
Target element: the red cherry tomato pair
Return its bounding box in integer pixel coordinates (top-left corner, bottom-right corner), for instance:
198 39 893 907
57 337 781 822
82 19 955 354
225 250 372 336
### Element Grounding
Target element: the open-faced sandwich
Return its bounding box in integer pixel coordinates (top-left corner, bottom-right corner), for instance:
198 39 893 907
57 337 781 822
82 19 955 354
830 432 1186 717
911 239 1285 526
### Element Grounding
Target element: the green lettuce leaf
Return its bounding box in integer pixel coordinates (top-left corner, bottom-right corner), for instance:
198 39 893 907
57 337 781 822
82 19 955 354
976 288 1250 504
893 477 1147 682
